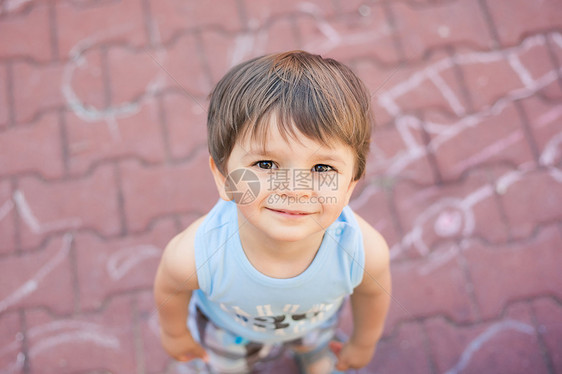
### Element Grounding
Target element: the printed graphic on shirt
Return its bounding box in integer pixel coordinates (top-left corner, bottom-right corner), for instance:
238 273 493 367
219 300 342 336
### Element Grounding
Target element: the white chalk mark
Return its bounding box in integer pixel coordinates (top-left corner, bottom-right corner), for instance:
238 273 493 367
12 190 82 234
30 331 120 357
507 53 535 88
427 68 465 116
12 190 41 233
2 0 31 13
28 320 120 357
551 32 562 49
451 130 523 175
0 234 73 313
540 132 562 166
496 163 539 195
548 167 562 183
418 244 459 276
106 244 160 280
62 32 146 135
0 352 24 374
299 3 390 55
463 184 494 208
536 104 562 128
230 33 255 68
444 320 535 374
434 210 464 237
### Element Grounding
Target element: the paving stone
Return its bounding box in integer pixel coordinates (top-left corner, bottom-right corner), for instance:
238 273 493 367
353 60 399 127
156 34 212 96
465 226 562 320
54 0 147 59
425 303 548 374
256 17 304 55
516 34 560 84
135 290 172 374
547 32 562 82
532 298 562 373
499 169 562 239
65 98 166 175
430 101 536 182
12 61 66 124
120 151 217 233
538 77 562 100
336 0 380 15
25 296 138 374
0 64 9 128
1 1 560 373
388 250 476 330
376 52 471 121
519 95 562 167
0 311 23 373
350 183 402 254
390 0 494 61
0 234 74 315
360 322 433 374
16 165 120 249
457 46 528 113
0 2 52 62
105 39 211 106
0 112 64 179
244 0 336 29
105 44 203 106
148 0 243 45
297 5 399 65
486 0 562 46
201 17 304 85
366 121 437 186
160 91 208 161
0 180 15 254
74 219 176 311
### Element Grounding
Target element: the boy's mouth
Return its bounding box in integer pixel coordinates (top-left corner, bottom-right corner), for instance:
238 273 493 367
266 207 312 216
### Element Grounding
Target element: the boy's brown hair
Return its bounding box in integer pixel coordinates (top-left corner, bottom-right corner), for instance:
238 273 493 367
207 50 373 181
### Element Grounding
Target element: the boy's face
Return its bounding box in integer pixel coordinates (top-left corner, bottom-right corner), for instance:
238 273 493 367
210 117 359 243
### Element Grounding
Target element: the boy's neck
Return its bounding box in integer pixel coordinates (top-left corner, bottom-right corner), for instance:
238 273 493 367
236 212 326 278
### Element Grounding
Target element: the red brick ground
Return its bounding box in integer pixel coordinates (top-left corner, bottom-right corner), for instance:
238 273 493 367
1 1 561 373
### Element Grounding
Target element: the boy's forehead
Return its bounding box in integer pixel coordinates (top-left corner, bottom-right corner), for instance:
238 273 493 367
239 125 330 153
238 132 354 165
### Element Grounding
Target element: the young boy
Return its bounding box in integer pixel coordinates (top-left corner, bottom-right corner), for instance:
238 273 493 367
154 51 391 373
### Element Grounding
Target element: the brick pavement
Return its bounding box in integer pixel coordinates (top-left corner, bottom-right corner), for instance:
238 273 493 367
1 1 562 373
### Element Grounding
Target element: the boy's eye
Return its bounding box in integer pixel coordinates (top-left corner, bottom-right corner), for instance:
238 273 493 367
254 160 276 170
312 164 335 172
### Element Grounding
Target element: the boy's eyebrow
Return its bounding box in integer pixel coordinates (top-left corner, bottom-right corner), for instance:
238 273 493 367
241 148 270 158
310 152 347 164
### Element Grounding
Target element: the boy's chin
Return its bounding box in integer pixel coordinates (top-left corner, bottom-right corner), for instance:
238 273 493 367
262 226 322 243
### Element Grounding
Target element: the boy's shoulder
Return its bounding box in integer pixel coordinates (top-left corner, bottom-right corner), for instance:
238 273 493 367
160 214 207 290
352 211 390 276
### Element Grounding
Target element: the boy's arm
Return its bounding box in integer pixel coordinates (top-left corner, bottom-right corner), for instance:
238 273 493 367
153 216 208 362
332 213 391 371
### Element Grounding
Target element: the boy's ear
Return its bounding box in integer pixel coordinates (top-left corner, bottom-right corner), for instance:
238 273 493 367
209 156 232 201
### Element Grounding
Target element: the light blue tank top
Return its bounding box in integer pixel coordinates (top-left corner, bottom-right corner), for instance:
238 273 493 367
192 199 365 344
